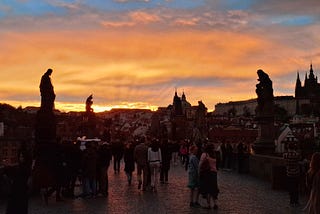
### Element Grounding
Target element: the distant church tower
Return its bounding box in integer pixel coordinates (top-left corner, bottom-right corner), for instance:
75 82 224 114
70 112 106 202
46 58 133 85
173 89 183 116
295 63 320 115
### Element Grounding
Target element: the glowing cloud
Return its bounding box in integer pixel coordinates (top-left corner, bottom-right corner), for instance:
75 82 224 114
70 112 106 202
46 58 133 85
0 0 320 112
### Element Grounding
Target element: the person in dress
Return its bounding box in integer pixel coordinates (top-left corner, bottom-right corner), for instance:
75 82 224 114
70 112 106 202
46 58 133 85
199 144 219 209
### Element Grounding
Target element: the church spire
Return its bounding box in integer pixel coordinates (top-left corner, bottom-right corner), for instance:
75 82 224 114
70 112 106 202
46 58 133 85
295 72 302 97
296 72 301 87
309 63 315 79
182 90 186 101
173 89 182 115
305 72 308 85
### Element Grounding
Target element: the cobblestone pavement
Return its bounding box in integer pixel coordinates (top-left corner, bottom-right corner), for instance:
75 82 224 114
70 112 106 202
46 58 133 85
0 163 308 214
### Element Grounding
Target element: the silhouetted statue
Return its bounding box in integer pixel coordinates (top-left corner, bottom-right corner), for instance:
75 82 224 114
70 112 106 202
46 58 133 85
40 68 55 111
79 94 97 138
86 94 93 113
253 69 275 154
255 69 274 116
34 68 58 199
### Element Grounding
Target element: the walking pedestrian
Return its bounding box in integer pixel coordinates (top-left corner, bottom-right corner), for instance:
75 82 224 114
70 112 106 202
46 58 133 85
283 142 301 207
171 141 179 166
199 144 219 209
220 141 227 169
237 142 245 173
179 141 188 165
225 142 233 171
148 139 162 192
124 141 135 185
97 142 112 196
187 145 200 208
160 139 171 184
112 139 124 174
134 137 149 191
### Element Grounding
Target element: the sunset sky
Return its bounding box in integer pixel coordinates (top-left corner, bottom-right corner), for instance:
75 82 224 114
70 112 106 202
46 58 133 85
1 0 320 112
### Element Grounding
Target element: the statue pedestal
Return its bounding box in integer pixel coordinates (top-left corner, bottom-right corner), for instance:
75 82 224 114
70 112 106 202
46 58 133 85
35 109 56 144
253 115 275 155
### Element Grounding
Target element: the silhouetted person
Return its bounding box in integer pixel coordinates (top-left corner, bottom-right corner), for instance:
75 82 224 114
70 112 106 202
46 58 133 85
124 142 135 185
97 142 112 196
237 142 245 173
283 143 301 207
225 143 233 170
134 137 149 191
40 68 55 111
64 143 82 198
82 143 98 198
148 139 162 192
5 144 32 214
220 142 227 169
112 140 124 174
160 139 172 184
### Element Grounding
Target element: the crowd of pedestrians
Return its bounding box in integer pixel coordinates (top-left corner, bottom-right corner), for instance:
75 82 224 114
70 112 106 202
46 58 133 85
1 137 320 213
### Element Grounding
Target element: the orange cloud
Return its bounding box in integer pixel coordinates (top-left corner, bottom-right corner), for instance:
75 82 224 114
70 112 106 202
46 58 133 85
129 11 161 24
101 21 135 27
173 18 199 26
0 25 319 112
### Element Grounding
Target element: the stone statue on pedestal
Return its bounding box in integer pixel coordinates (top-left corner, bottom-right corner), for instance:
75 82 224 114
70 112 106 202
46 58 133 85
253 69 275 154
34 68 58 193
79 94 97 138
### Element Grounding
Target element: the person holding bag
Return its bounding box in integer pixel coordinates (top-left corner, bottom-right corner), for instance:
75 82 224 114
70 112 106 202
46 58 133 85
199 144 219 210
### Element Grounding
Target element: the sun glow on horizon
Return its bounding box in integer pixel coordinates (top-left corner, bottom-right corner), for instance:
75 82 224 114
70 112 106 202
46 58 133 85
2 100 160 113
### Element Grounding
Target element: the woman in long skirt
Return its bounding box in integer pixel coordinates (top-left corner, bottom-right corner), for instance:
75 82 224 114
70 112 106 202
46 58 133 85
199 144 219 209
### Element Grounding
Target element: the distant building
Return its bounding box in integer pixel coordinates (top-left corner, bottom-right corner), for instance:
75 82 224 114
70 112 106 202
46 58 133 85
214 96 296 117
295 64 320 115
152 90 207 142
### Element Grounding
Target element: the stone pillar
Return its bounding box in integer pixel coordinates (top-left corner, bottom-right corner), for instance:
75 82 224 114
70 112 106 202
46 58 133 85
253 116 275 154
